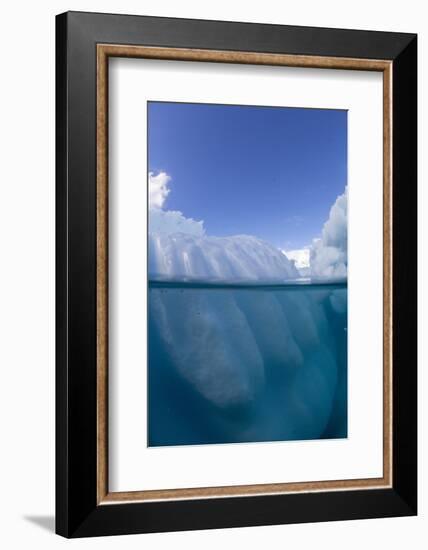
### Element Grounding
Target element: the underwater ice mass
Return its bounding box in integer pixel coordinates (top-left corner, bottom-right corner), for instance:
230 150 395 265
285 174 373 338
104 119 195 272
148 172 348 446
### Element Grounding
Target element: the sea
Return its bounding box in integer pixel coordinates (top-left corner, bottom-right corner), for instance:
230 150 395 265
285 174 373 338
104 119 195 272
148 279 347 447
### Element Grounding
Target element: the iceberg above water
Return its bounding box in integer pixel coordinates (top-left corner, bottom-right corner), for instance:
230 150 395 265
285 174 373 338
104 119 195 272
148 193 348 282
149 232 300 282
149 197 299 282
148 173 348 282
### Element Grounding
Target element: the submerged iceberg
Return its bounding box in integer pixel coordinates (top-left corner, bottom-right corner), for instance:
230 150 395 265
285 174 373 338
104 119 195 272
149 283 347 445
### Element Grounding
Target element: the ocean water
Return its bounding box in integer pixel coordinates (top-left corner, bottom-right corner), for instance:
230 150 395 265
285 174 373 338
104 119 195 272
148 280 347 447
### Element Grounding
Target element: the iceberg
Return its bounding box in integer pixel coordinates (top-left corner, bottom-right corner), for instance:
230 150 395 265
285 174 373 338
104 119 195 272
147 175 347 446
149 232 300 282
148 202 299 282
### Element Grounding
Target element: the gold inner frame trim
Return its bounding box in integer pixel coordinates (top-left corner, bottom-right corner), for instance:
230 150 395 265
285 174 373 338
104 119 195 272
96 44 393 505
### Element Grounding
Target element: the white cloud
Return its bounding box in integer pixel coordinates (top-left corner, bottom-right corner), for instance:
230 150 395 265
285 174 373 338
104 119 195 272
149 208 205 237
149 171 171 209
310 188 347 278
148 171 205 237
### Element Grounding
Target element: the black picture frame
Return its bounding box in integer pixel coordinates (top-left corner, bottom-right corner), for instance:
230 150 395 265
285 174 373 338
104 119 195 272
56 11 417 538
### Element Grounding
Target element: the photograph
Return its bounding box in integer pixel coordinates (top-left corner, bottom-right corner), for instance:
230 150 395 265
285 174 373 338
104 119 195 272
147 101 348 447
0 0 421 544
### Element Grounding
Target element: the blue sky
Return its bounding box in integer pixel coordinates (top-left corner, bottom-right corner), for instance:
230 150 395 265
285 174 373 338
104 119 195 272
148 102 347 250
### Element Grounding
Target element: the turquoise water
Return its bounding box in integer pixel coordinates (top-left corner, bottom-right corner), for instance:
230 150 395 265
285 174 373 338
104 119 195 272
148 281 347 447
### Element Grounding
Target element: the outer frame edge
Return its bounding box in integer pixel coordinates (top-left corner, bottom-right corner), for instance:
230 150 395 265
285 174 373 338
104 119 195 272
69 489 414 538
391 34 418 516
55 11 70 539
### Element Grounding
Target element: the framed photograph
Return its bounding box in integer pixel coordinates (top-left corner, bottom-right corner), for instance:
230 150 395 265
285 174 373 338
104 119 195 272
56 11 417 537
